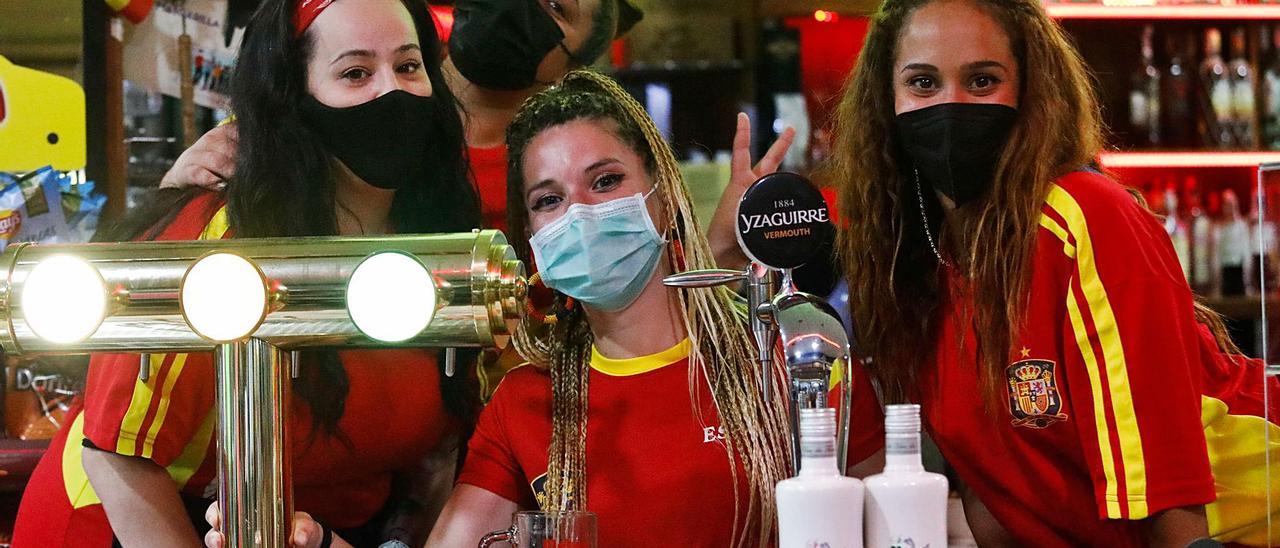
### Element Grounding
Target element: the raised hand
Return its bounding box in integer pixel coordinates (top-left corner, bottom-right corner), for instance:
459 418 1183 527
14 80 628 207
707 113 796 270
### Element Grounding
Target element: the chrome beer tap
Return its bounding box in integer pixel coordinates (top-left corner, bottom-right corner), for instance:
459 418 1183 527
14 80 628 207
663 172 853 472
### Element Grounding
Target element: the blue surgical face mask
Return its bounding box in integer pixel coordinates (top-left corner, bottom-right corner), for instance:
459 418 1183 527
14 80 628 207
529 188 664 311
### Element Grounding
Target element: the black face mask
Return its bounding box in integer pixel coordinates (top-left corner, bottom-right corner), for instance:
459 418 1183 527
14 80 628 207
299 90 437 191
449 0 568 90
892 102 1018 206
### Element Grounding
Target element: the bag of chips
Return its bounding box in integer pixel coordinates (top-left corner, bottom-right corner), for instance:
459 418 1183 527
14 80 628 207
0 166 106 251
3 356 86 440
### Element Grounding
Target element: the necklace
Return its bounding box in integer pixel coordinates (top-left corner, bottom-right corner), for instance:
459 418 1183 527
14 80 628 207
914 169 952 268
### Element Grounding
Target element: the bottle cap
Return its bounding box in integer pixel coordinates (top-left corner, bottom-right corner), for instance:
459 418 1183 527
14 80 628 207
798 407 837 440
798 408 838 459
884 403 921 434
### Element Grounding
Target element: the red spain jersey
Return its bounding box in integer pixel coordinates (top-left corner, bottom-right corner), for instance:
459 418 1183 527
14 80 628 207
469 144 508 233
920 171 1279 545
14 193 456 547
459 338 885 547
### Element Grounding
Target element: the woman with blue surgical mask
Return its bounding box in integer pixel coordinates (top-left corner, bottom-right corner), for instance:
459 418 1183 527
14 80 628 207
421 70 888 547
527 184 663 311
200 69 850 548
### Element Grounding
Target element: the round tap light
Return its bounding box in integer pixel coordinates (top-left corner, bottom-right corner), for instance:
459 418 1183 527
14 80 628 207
20 255 108 344
346 252 436 343
180 252 269 342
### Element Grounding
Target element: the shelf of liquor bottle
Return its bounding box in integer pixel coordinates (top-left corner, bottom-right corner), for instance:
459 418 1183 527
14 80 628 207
1045 4 1280 21
1098 151 1280 168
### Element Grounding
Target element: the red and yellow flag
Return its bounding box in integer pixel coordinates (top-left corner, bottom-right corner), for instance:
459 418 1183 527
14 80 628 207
104 0 153 24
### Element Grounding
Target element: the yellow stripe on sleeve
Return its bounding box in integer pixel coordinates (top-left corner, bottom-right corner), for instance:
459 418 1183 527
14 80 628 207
200 206 230 240
115 354 166 455
1038 214 1076 258
1046 184 1149 519
1065 285 1123 518
141 353 190 459
116 208 226 457
168 408 217 490
62 414 102 509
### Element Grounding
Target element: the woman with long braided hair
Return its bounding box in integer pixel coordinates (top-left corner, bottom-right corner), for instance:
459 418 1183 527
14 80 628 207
427 70 885 546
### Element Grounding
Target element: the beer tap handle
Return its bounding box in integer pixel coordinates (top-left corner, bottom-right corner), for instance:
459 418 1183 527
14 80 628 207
290 350 301 379
445 348 457 377
662 269 748 288
748 264 776 400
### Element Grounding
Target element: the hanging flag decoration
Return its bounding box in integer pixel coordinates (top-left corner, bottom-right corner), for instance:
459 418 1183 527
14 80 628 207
105 0 155 24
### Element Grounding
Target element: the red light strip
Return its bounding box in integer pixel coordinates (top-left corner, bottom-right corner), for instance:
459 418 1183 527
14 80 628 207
1097 151 1280 168
1045 4 1280 20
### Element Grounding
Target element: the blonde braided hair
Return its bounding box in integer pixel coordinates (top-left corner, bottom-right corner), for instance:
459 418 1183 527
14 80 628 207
507 70 794 545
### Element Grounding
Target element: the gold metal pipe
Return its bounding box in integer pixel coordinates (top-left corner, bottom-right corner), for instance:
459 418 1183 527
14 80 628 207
0 230 529 548
0 230 526 352
216 339 291 548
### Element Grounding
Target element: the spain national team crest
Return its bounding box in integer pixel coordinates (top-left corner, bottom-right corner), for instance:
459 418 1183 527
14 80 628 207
1005 359 1068 428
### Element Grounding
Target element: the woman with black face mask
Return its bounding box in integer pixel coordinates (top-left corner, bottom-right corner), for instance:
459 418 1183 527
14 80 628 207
161 0 642 234
832 0 1280 545
13 1 480 547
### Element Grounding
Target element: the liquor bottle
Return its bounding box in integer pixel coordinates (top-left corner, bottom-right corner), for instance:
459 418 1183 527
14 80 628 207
1218 189 1250 296
1164 185 1192 282
1189 178 1217 295
1248 186 1277 295
776 408 865 548
1202 28 1235 148
1162 31 1197 148
864 404 948 548
1130 25 1161 147
1263 25 1280 148
1228 27 1258 148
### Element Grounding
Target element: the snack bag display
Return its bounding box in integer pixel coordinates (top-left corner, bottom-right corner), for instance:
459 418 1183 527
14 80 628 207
0 166 106 250
3 356 85 441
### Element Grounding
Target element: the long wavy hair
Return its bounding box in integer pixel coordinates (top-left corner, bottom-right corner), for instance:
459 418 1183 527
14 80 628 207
832 0 1103 405
101 0 481 439
506 71 793 546
832 0 1243 407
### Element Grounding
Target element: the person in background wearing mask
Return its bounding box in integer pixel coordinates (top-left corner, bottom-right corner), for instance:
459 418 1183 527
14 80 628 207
833 0 1279 545
444 0 642 233
13 0 481 546
161 0 641 234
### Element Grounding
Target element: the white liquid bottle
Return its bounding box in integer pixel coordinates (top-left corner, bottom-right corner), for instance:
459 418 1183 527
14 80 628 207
777 408 865 548
864 404 948 548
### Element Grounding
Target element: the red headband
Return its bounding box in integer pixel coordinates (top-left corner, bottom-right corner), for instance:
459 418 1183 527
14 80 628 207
293 0 337 37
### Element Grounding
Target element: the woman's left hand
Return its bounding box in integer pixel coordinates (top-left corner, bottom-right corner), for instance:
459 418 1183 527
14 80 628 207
708 113 796 270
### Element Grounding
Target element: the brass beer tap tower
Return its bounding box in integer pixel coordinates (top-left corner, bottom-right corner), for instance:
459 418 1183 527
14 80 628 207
0 230 526 547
